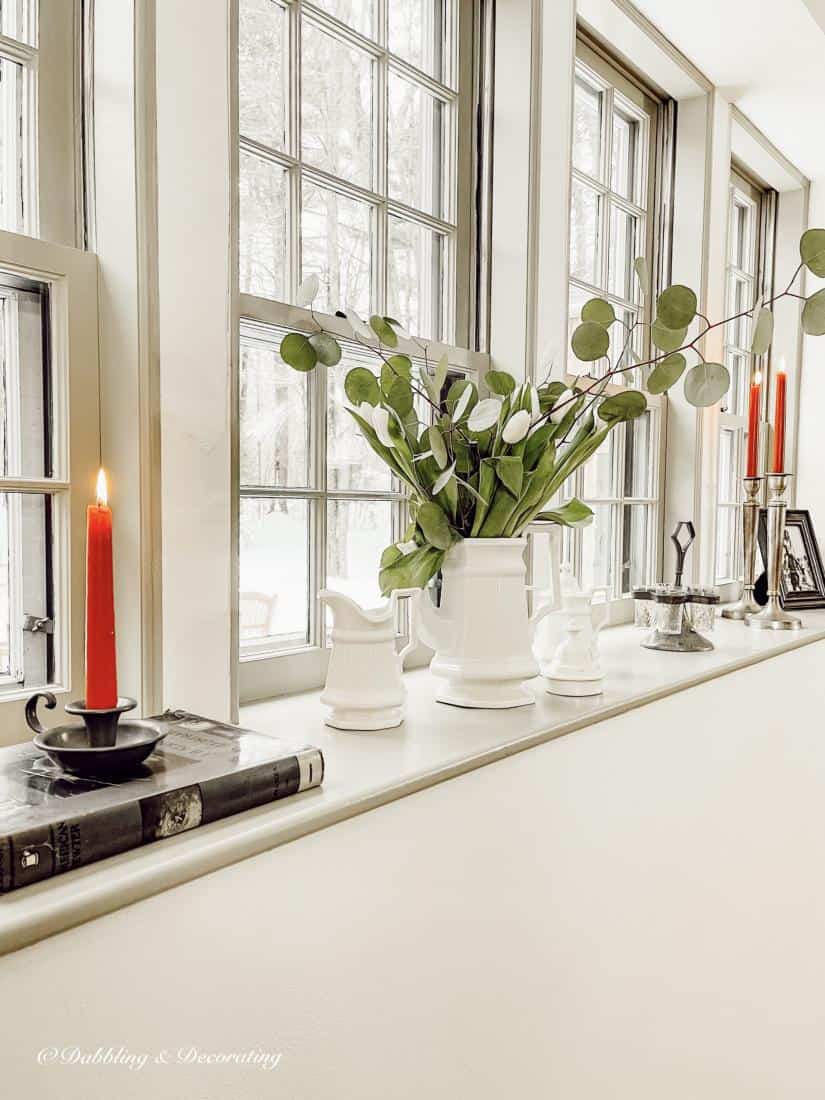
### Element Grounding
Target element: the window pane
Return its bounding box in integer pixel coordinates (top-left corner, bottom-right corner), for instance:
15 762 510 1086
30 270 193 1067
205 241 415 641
728 275 752 350
718 428 739 505
240 335 310 488
567 284 590 374
572 76 602 179
0 57 24 233
388 72 445 219
731 200 752 272
388 1 448 84
240 497 310 649
326 498 393 609
608 306 637 385
581 503 614 593
387 217 444 340
715 505 737 582
624 410 652 497
301 182 372 316
611 108 639 202
724 351 747 417
301 21 374 189
608 204 639 301
0 491 52 687
239 151 288 300
620 503 649 593
312 0 376 38
569 180 601 286
239 0 287 150
582 425 616 498
0 282 51 479
327 358 392 492
0 0 35 45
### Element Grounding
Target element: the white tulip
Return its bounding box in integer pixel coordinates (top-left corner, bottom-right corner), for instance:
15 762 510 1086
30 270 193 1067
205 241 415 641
549 390 571 424
529 384 540 422
502 409 530 444
371 405 395 448
357 401 374 420
467 397 502 432
296 273 320 307
452 385 474 423
433 462 455 496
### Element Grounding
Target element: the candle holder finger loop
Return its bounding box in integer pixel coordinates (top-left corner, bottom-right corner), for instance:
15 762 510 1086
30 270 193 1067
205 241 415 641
746 473 803 631
722 476 763 620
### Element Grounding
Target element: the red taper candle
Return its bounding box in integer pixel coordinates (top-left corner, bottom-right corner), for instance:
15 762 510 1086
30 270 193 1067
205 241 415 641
746 370 761 478
771 366 787 474
85 469 118 708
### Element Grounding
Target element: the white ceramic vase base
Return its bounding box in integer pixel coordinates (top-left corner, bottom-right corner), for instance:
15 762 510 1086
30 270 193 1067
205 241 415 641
544 675 603 698
435 681 535 710
324 706 404 731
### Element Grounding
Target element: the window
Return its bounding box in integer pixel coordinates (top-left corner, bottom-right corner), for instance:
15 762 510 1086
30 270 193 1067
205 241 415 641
0 0 37 233
563 39 665 601
237 0 483 696
715 168 773 583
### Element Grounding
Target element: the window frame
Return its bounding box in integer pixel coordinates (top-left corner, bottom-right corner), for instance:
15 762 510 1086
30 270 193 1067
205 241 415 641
715 165 775 586
564 37 667 612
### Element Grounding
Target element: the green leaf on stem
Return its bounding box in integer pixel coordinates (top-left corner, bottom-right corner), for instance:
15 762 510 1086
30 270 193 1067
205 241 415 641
383 376 414 418
494 456 524 498
485 370 517 396
581 298 616 327
427 425 448 470
656 285 697 330
344 366 381 406
534 498 594 529
380 544 403 570
379 545 445 596
446 378 477 422
651 318 687 353
800 228 825 278
538 380 567 412
417 502 454 550
571 321 610 362
471 459 497 535
434 354 449 395
802 288 825 336
750 307 774 355
280 332 318 373
598 390 646 422
370 315 398 347
381 355 412 389
683 362 730 407
524 423 555 470
647 352 686 394
308 332 342 367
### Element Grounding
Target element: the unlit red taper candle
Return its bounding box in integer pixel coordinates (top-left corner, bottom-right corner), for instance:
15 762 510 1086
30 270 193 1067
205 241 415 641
85 468 118 708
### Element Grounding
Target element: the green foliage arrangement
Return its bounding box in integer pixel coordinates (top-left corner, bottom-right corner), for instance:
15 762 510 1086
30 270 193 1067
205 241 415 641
278 232 825 593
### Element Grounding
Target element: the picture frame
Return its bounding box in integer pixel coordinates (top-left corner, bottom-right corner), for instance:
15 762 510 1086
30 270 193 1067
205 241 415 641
757 509 825 609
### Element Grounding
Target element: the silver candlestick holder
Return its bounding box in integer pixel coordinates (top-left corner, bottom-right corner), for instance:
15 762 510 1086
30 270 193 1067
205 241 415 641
746 472 802 631
722 476 762 620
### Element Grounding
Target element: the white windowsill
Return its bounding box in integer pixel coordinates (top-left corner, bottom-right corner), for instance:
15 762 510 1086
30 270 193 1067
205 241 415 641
2 611 825 956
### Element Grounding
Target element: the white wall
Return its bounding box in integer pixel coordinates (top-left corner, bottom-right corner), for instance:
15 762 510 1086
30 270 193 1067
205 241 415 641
5 642 825 1099
796 180 825 527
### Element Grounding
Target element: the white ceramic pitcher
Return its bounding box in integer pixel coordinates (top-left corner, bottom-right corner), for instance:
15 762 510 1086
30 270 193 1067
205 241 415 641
543 586 609 697
414 538 554 709
319 588 417 730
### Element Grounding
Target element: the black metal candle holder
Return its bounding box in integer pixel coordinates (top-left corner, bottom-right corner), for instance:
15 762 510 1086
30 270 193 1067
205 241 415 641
26 692 166 778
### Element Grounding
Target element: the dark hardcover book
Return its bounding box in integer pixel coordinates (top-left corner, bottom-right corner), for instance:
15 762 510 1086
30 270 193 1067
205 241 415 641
0 710 324 893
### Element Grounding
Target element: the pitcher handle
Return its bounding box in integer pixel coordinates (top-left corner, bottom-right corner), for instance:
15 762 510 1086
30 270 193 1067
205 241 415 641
390 587 420 667
592 586 610 634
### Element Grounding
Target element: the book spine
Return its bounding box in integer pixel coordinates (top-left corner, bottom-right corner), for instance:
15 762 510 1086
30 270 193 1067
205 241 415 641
0 748 324 892
0 803 144 893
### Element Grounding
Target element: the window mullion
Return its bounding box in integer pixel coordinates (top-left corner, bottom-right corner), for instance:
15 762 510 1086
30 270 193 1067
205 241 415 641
375 39 388 314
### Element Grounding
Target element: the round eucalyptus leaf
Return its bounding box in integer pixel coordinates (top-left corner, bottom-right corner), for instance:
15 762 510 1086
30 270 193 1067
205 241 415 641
384 376 414 417
598 390 647 423
571 321 610 362
647 353 687 395
280 332 317 373
309 331 342 367
802 288 825 336
296 273 320 308
369 315 398 347
581 298 616 327
656 285 697 330
428 425 448 470
345 308 376 343
344 366 381 406
485 369 516 396
634 257 650 298
382 354 412 383
800 228 825 278
683 362 730 408
750 307 774 356
651 319 687 353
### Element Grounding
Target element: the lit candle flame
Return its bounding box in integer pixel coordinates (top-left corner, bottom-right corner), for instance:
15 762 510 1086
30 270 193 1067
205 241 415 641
754 370 762 386
96 468 108 508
